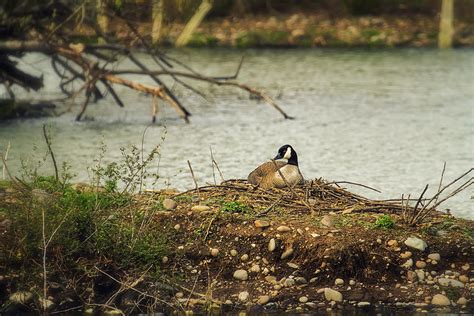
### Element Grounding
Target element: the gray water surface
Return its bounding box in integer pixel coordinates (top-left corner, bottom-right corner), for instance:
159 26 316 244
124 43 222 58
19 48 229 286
0 48 473 218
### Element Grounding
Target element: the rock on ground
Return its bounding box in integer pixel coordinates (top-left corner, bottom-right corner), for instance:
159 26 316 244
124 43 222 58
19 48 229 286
404 237 427 251
431 294 450 306
324 288 343 302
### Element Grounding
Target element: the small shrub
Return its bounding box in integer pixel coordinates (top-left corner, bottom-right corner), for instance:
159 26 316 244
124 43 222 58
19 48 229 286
221 201 248 213
374 214 395 229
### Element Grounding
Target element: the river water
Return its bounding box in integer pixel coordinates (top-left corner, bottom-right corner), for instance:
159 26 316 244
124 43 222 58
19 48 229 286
0 48 472 219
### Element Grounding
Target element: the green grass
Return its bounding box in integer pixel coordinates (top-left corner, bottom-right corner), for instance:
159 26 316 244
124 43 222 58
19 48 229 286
374 215 395 229
221 201 249 214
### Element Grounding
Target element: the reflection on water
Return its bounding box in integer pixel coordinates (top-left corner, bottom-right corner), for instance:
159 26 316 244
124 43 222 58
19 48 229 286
0 48 472 218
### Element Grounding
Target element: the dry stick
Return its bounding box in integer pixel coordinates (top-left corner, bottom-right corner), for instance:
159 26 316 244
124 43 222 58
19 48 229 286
111 70 293 120
94 266 177 310
185 275 200 308
2 142 10 180
271 160 314 213
42 124 59 182
328 181 381 193
209 147 216 185
75 86 92 121
433 161 447 206
139 125 151 193
187 160 199 191
209 147 225 183
151 95 159 123
410 184 429 225
41 206 47 312
422 168 473 211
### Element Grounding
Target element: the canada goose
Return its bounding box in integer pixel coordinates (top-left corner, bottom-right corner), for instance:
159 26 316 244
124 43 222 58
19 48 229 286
248 144 304 189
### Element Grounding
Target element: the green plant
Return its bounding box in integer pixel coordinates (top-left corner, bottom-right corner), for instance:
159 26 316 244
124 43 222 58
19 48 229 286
374 214 395 229
221 201 248 213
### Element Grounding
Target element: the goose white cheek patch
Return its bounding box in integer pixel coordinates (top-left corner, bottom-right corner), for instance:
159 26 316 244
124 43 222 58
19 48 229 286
283 147 292 160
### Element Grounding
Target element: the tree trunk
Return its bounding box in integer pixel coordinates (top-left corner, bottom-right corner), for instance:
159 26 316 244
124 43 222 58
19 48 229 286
151 0 164 45
438 0 454 49
175 0 213 47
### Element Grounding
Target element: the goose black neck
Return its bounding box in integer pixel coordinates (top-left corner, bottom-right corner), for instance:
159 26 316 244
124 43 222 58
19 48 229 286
287 151 298 166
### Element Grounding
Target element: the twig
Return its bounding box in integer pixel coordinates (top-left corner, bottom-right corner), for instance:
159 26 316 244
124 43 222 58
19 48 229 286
2 142 10 180
42 124 59 182
209 147 224 183
434 162 446 205
328 181 381 193
187 160 199 191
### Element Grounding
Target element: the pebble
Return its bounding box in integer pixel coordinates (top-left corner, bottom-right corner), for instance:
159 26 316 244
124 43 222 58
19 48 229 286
254 220 270 228
262 268 270 275
233 269 248 281
459 275 469 283
334 278 344 286
268 238 276 252
284 278 295 287
462 263 470 271
321 215 335 227
250 264 260 273
428 253 441 261
438 278 464 288
416 270 425 281
257 295 270 305
456 297 467 305
191 205 210 212
230 249 238 257
401 259 414 269
265 276 277 284
349 280 356 286
404 237 427 251
9 291 34 304
162 256 169 263
387 239 398 247
238 291 249 302
173 224 180 230
241 254 249 262
407 271 418 282
210 248 219 257
39 298 54 310
281 248 294 259
276 225 291 232
324 288 343 302
295 277 307 284
162 198 177 210
357 301 371 307
400 251 412 259
431 294 450 306
175 292 184 298
299 296 308 303
287 262 299 269
416 261 426 269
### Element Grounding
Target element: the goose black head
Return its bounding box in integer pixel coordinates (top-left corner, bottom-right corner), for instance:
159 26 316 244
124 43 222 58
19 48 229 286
274 144 298 166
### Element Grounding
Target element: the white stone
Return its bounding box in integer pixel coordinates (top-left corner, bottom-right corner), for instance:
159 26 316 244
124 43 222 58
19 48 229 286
357 301 371 307
162 198 177 210
431 294 450 306
321 215 335 227
456 297 467 305
404 237 427 251
238 291 249 302
250 264 260 273
276 225 291 232
233 269 249 281
299 296 308 303
230 249 238 256
402 259 414 269
240 254 249 262
191 205 210 212
438 278 464 288
335 278 344 286
281 248 293 259
210 248 219 257
257 295 270 305
324 288 343 302
428 253 441 261
268 238 276 252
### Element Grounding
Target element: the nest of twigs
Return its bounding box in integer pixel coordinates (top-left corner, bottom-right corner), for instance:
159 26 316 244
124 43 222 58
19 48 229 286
174 168 473 226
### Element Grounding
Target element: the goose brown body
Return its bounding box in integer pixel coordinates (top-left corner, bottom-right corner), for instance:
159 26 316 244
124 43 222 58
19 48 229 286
247 145 304 189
